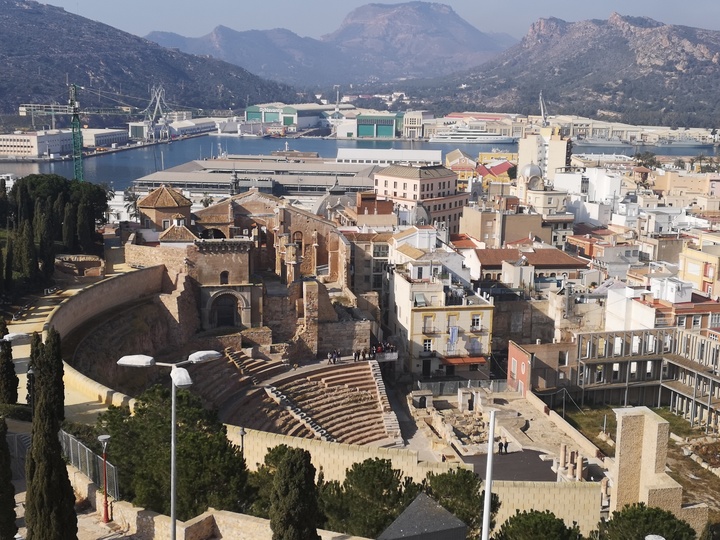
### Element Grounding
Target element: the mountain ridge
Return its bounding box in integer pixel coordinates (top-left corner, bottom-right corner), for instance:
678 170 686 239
429 12 720 126
0 0 296 117
145 1 516 86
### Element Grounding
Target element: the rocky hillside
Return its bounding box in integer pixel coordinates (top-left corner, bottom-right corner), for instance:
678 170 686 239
146 2 516 85
437 13 720 127
0 0 296 116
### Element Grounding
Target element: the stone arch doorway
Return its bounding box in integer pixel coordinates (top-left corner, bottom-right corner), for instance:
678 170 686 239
206 290 250 329
214 295 237 327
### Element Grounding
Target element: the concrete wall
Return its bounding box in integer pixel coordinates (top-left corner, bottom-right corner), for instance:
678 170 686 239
44 266 165 338
493 481 600 536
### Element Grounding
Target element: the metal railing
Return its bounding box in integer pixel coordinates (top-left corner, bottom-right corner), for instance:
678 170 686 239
59 430 120 500
416 378 507 396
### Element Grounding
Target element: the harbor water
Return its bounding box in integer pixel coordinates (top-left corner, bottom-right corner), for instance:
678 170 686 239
0 135 716 192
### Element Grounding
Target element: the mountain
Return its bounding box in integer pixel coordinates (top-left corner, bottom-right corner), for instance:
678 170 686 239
438 13 720 127
0 0 296 117
146 2 516 86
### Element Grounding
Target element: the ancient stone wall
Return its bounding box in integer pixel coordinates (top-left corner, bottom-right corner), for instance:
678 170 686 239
44 266 165 339
125 243 189 288
317 320 372 358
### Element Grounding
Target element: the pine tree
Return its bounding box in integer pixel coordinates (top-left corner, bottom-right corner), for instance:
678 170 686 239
0 342 17 405
24 330 77 540
269 448 321 540
52 192 65 243
0 417 18 540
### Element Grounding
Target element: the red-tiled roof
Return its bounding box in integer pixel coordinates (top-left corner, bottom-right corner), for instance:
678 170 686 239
138 185 191 209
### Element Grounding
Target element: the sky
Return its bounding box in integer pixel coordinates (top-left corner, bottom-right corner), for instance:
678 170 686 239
45 0 720 40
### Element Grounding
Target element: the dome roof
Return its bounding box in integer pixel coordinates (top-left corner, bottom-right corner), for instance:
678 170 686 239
520 163 542 179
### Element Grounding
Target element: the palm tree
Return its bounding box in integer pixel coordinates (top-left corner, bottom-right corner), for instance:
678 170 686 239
123 188 140 222
695 153 707 171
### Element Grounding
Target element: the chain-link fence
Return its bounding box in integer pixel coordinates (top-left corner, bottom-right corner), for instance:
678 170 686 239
59 430 120 500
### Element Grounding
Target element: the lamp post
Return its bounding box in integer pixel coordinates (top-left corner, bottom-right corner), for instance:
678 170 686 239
117 350 222 540
98 434 111 523
26 366 34 420
238 426 246 457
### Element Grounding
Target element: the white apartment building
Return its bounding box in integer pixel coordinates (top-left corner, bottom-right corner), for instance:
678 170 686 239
0 130 73 158
385 226 494 380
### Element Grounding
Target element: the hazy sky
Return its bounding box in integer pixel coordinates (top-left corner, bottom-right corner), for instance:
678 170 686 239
46 0 720 39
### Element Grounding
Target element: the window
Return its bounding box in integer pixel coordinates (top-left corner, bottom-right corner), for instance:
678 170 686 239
693 315 702 329
220 271 229 285
162 219 170 230
711 313 720 327
677 315 686 328
558 351 568 367
612 363 620 381
472 315 481 330
423 339 432 352
469 363 479 372
511 358 517 378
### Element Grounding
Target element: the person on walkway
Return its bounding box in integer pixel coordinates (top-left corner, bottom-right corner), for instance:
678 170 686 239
498 440 504 454
327 351 333 364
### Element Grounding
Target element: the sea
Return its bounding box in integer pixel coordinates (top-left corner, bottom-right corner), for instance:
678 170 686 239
0 135 716 192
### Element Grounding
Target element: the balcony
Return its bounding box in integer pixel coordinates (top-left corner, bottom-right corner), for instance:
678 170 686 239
468 325 486 334
422 326 443 335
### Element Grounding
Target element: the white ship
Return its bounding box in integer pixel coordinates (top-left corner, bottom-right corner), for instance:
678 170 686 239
429 125 517 144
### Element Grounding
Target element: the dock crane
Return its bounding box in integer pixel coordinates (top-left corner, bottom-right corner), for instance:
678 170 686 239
19 84 140 181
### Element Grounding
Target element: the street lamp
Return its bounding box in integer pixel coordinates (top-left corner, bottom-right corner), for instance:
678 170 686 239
238 426 246 457
26 366 34 419
98 434 111 523
117 350 222 540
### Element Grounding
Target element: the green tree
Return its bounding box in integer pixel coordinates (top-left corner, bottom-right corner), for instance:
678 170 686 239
427 468 500 539
123 189 140 222
24 329 77 539
0 417 18 540
4 240 13 292
62 202 77 251
38 211 55 281
17 221 38 283
597 503 695 540
322 458 422 538
0 342 18 405
96 385 248 521
269 447 321 540
494 509 583 540
76 200 93 254
42 328 65 423
247 444 293 518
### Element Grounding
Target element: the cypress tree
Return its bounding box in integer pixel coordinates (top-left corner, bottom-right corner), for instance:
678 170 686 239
0 342 17 405
62 203 76 252
76 201 93 254
24 330 77 539
0 417 18 540
43 328 65 423
33 198 44 245
4 240 12 292
38 212 55 281
269 448 321 540
27 332 43 415
52 192 65 243
0 248 5 296
18 221 38 283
